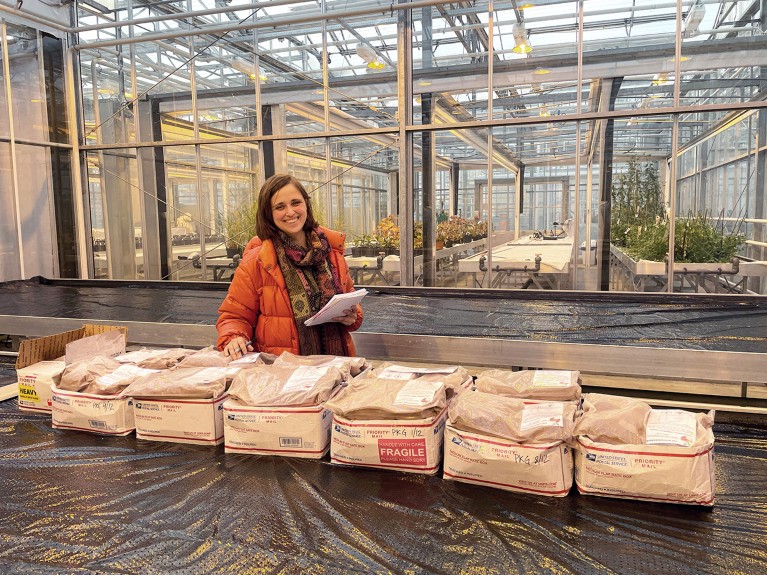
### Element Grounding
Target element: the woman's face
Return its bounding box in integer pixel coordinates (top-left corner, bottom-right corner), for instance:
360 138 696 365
271 183 308 244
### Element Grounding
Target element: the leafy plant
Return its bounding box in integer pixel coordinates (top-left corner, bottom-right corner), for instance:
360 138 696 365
611 157 664 248
623 213 745 263
224 202 259 251
611 158 744 262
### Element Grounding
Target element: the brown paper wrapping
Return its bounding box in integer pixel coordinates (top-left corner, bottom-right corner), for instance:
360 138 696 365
324 377 447 420
228 365 343 407
475 369 581 401
58 356 122 394
274 352 369 380
448 391 577 443
123 367 230 399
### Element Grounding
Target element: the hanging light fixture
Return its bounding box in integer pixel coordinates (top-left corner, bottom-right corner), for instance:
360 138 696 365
683 0 706 38
512 23 532 54
230 58 268 82
355 43 385 70
651 72 671 86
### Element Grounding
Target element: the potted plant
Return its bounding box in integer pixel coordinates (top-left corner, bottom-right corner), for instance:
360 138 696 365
413 221 423 256
436 222 447 250
375 215 400 256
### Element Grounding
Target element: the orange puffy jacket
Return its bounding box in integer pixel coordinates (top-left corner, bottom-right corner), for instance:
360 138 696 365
216 226 363 356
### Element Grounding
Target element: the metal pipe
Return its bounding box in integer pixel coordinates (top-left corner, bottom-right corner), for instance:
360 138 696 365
1 20 25 279
63 43 92 279
0 1 71 32
73 0 462 51
76 0 298 33
665 0 683 292
484 0 494 288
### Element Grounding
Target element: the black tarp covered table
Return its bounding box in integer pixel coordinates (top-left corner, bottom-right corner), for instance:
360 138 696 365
1 400 766 575
1 277 766 352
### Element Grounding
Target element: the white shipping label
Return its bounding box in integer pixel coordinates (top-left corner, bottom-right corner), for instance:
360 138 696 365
229 352 264 366
392 380 443 407
114 349 168 364
380 365 458 377
377 369 415 381
283 366 330 392
532 371 574 388
97 364 158 386
321 357 350 367
646 409 697 447
520 402 565 432
187 367 239 384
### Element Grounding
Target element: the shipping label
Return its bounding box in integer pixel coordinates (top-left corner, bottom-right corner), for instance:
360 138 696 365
646 409 697 447
520 402 564 431
392 380 443 407
532 370 573 388
283 366 330 392
114 349 167 364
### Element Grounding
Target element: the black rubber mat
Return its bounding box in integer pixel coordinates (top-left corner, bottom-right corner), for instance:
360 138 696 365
0 400 765 574
1 277 766 351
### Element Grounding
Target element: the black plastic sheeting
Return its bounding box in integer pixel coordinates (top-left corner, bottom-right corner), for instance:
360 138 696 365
1 401 766 575
1 277 766 352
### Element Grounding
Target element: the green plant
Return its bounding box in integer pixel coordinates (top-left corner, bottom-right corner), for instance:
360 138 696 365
624 213 745 263
414 221 423 249
611 157 664 248
611 157 744 263
224 202 259 250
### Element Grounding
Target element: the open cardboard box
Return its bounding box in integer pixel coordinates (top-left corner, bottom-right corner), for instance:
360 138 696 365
15 324 127 414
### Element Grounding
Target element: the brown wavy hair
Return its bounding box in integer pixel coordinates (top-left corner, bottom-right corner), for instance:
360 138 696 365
255 174 318 240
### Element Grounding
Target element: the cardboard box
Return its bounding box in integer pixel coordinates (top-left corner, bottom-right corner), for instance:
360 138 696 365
330 408 448 475
15 324 127 414
442 425 573 497
223 400 333 458
574 435 716 506
16 360 66 413
51 386 134 436
134 395 228 446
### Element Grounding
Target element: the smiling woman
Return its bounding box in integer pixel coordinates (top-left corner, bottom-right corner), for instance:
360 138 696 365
270 184 309 246
216 174 364 359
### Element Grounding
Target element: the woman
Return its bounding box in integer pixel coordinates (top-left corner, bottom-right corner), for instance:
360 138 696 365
216 174 363 358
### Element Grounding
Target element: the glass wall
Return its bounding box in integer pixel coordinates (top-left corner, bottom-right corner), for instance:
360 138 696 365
2 1 766 294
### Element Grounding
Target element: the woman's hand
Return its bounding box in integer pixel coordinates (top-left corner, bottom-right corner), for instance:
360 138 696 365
332 304 359 327
224 336 254 358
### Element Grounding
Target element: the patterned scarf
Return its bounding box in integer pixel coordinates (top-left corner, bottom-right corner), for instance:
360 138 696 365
274 228 350 356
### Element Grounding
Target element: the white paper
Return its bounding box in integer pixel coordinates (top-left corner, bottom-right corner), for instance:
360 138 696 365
321 357 351 367
377 370 416 381
392 380 443 407
96 364 159 386
379 365 458 377
283 366 330 392
520 402 565 432
186 367 241 384
532 370 574 388
304 289 367 326
114 349 168 364
646 409 697 447
229 352 264 366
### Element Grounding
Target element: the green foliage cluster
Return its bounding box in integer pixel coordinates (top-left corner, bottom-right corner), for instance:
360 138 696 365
622 214 745 263
224 202 259 250
611 157 744 262
611 157 664 248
